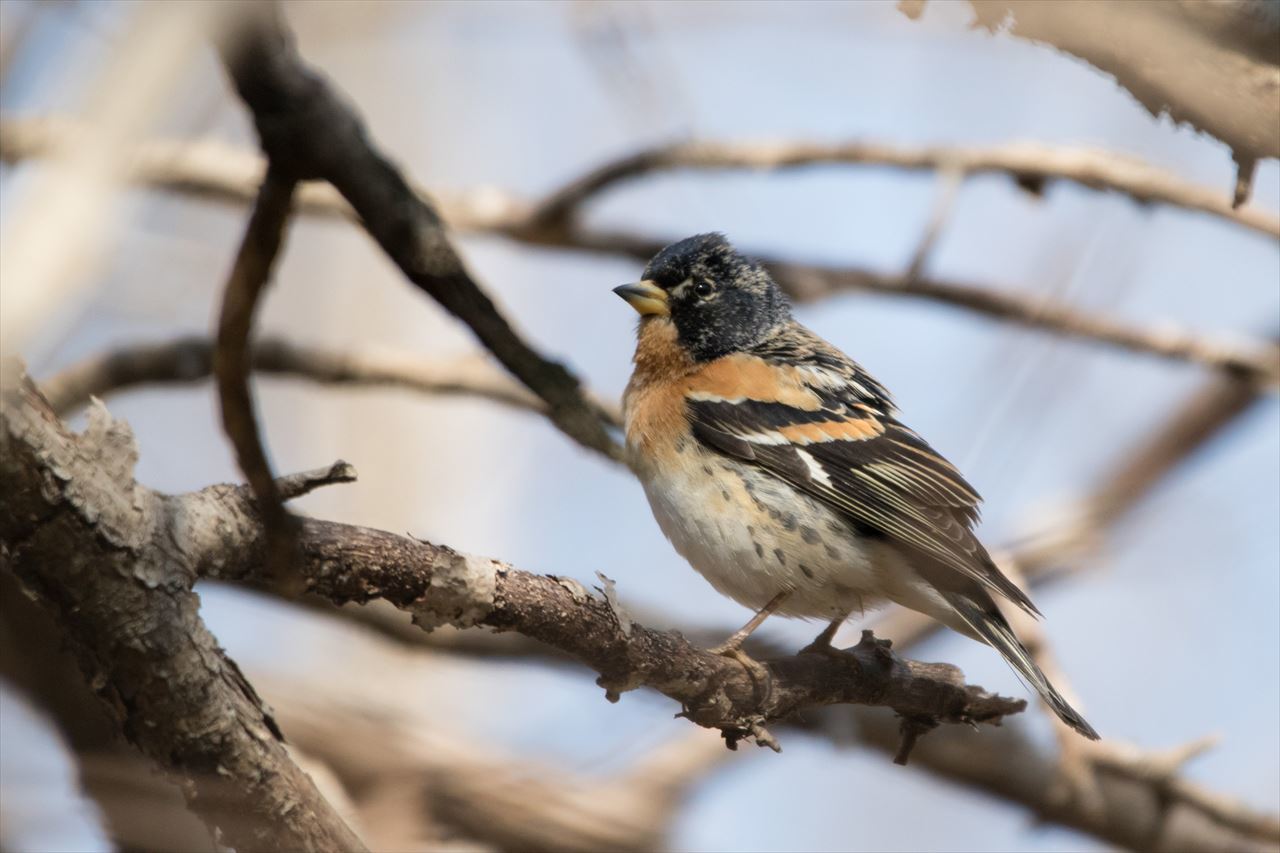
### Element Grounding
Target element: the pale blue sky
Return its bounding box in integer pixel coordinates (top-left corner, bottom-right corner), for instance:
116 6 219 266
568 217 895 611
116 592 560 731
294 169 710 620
3 2 1277 851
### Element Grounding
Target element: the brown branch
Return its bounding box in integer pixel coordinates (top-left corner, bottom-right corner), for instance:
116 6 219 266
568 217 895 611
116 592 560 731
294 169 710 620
0 370 366 851
525 139 1280 238
263 523 1023 751
848 707 1279 852
212 167 299 578
31 332 1274 842
532 228 1280 384
872 353 1274 651
4 117 1275 383
269 672 732 852
214 8 621 463
957 0 1280 207
863 360 1278 845
8 116 1277 239
1 372 1022 760
0 562 723 853
38 334 623 430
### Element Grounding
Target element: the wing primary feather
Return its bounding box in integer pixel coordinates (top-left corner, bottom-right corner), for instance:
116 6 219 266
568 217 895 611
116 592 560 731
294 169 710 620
684 327 1039 618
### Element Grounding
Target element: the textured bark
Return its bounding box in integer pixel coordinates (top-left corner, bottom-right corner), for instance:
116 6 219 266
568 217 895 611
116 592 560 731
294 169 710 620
0 371 366 852
219 512 1026 751
2 370 1022 768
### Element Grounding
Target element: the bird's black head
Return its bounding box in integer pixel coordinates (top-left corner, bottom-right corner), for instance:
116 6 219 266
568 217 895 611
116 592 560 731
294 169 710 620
613 233 790 361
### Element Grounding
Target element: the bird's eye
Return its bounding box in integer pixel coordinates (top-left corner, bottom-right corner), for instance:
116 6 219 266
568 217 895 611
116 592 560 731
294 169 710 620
693 281 714 298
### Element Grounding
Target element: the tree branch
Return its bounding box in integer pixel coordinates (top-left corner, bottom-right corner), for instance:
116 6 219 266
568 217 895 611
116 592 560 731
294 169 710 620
953 0 1280 206
213 166 299 578
4 116 1275 383
0 369 366 852
2 369 1021 762
215 8 621 463
241 521 1023 753
524 139 1280 238
847 707 1279 852
12 365 1270 849
39 334 622 431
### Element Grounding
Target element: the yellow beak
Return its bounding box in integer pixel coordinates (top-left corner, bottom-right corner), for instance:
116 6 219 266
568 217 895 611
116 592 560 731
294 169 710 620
612 280 669 317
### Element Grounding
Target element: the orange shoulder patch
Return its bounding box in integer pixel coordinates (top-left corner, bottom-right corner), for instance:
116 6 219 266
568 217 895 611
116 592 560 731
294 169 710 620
684 354 823 410
777 417 885 444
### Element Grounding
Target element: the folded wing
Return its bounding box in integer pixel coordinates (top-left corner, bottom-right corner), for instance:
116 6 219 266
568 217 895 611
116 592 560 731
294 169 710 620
684 330 1039 617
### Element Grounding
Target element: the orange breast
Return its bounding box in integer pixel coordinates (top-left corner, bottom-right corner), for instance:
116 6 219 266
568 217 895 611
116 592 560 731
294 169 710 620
624 320 696 461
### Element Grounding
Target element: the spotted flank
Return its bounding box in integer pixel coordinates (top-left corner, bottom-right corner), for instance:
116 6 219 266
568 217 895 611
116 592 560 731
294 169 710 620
684 323 1040 618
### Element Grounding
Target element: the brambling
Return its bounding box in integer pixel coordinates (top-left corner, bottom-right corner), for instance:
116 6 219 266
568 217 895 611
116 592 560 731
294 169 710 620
614 233 1098 740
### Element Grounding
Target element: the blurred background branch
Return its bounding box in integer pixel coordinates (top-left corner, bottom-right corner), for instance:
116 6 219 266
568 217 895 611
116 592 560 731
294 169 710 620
940 0 1280 205
1 1 1276 851
4 116 1277 384
216 5 622 463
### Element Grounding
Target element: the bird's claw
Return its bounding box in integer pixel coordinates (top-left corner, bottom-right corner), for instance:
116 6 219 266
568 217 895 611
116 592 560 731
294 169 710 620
707 643 772 686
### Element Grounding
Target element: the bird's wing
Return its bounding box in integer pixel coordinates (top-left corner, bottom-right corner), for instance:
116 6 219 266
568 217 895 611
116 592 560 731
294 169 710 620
683 328 1038 616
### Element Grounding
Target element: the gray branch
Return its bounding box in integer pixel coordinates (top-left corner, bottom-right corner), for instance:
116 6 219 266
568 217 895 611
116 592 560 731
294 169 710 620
0 369 366 852
1 369 1022 772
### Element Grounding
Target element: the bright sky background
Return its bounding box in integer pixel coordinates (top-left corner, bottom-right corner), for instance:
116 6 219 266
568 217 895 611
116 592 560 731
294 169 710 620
2 2 1278 851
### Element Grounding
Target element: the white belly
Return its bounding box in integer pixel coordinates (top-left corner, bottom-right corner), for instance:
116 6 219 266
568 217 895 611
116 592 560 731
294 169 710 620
637 449 884 620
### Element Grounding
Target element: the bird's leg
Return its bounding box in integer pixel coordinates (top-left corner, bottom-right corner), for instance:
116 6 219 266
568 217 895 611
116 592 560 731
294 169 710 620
706 591 789 682
707 591 790 655
799 610 852 658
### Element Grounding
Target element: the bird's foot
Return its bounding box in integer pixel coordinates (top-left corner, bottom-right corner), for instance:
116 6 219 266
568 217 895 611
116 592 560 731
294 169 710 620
798 616 849 659
706 642 772 685
798 636 847 659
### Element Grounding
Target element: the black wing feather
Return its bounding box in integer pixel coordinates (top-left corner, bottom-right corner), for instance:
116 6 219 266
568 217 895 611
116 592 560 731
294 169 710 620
686 325 1039 617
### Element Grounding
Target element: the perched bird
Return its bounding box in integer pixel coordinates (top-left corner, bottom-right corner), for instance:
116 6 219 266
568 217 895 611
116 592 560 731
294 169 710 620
614 232 1098 739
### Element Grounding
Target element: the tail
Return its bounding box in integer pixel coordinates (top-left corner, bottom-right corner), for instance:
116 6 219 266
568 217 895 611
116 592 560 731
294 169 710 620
944 593 1100 740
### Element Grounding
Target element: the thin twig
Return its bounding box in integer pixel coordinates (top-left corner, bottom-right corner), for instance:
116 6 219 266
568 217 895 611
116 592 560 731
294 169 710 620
558 228 1280 384
275 461 359 501
905 167 964 282
215 9 622 464
213 167 299 578
40 335 623 429
3 117 1275 383
523 139 1280 239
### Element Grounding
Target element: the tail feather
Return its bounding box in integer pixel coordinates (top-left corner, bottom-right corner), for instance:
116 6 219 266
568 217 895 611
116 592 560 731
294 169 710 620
944 593 1100 740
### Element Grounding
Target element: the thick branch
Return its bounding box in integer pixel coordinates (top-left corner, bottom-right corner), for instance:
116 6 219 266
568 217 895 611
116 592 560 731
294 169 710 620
0 371 365 852
10 370 1273 850
2 373 1021 759
215 9 620 463
231 520 1023 750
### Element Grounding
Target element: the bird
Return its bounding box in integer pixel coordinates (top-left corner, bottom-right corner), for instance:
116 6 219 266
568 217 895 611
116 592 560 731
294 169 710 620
613 232 1098 740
